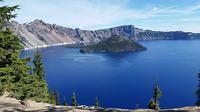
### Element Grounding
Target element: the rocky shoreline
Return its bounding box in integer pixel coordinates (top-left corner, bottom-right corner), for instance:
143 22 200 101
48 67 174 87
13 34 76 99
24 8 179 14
23 42 76 50
0 92 200 112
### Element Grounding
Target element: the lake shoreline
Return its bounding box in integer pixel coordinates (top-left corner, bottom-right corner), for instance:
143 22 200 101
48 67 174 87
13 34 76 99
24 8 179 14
0 95 200 112
23 42 76 50
22 39 200 51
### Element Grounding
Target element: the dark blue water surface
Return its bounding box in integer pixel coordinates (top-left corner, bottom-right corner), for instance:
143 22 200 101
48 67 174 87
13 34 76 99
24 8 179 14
21 40 200 109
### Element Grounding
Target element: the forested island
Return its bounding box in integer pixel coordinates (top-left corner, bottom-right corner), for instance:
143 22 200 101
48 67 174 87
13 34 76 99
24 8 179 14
80 35 146 53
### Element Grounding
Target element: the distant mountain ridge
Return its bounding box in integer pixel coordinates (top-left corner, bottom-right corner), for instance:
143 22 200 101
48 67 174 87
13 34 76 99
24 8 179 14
5 19 200 49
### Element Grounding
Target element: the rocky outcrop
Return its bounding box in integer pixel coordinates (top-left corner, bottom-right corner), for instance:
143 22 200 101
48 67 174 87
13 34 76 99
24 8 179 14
0 94 200 112
5 19 200 49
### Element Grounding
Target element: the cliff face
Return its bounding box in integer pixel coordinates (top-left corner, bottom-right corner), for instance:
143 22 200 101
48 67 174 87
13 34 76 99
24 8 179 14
5 19 200 49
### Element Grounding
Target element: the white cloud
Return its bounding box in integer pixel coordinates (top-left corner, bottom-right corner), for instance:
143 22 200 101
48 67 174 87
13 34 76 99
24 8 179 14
152 7 158 11
180 17 200 22
11 0 157 29
2 0 200 32
187 1 200 11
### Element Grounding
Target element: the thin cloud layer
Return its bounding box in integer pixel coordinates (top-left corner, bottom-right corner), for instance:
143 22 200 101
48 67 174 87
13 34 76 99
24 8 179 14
1 0 200 32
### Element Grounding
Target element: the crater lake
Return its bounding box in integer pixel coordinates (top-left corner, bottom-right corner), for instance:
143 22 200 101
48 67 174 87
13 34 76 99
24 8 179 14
20 40 200 109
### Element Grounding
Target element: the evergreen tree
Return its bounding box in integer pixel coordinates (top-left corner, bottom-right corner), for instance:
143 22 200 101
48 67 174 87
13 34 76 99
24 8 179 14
0 0 25 94
148 80 162 110
33 49 45 80
63 96 68 106
54 90 60 105
49 91 56 104
95 97 99 109
0 1 50 103
196 72 200 106
0 82 3 96
49 90 60 105
72 92 78 106
0 0 19 29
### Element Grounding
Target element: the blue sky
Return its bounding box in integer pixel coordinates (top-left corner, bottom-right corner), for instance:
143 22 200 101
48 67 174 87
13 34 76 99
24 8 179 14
1 0 200 32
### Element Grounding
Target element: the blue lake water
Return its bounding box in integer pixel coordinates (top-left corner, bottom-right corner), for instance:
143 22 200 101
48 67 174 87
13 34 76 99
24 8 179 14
21 40 200 109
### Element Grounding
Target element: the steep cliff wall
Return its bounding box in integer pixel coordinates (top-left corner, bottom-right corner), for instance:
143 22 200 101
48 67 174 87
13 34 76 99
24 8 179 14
5 19 200 49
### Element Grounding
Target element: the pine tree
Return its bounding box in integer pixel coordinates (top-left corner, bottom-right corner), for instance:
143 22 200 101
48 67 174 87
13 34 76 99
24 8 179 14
50 91 56 104
63 96 68 106
0 1 50 103
33 49 45 80
54 90 60 105
148 80 162 110
0 82 3 96
196 72 200 106
95 97 99 109
0 0 25 93
72 92 78 106
0 1 19 29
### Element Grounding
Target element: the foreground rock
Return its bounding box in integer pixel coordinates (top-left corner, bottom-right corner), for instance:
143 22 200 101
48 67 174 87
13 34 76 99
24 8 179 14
80 35 146 53
0 93 200 112
5 19 200 49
